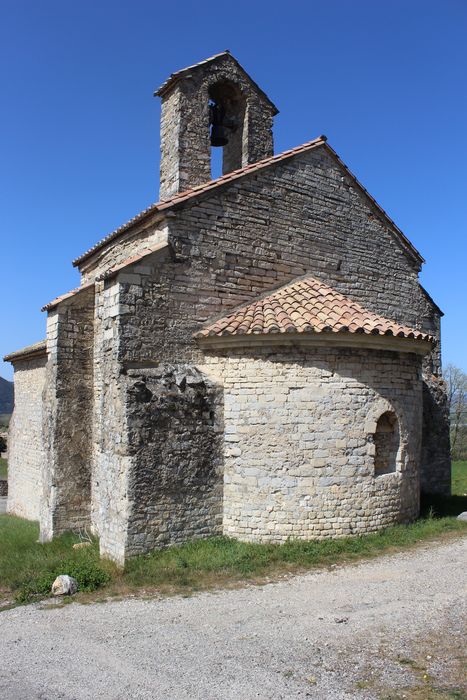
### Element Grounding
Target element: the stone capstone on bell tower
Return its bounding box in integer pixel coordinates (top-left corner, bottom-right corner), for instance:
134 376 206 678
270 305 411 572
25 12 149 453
155 51 279 200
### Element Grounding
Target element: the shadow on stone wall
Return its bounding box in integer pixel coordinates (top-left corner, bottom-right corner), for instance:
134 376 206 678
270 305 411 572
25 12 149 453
124 364 224 556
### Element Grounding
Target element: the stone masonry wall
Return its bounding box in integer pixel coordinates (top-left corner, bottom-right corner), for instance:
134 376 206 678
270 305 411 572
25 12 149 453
90 279 132 563
201 346 423 541
76 141 448 560
89 270 223 562
7 355 47 520
79 220 169 286
110 145 447 494
41 286 94 541
113 148 436 362
123 365 223 557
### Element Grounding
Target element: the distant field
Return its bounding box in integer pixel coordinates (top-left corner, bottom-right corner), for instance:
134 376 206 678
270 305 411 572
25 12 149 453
0 458 7 480
452 460 467 496
0 414 11 428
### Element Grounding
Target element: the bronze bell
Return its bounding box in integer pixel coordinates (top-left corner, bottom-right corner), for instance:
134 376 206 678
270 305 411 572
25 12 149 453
209 102 229 147
210 124 229 147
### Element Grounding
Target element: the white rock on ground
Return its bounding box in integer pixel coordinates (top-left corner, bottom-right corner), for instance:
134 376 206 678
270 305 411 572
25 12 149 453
51 575 78 596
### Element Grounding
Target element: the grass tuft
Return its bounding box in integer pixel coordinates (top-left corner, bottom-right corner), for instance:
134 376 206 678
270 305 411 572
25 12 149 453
0 519 113 603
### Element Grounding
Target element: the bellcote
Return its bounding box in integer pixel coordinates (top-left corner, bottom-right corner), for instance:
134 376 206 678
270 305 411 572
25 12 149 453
155 51 279 200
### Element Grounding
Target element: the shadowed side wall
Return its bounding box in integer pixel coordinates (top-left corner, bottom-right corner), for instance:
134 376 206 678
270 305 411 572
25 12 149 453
41 286 95 541
123 365 224 557
7 354 47 520
421 375 451 495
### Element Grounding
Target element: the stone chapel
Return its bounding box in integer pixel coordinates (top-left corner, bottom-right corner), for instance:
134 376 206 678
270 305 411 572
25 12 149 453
5 52 450 564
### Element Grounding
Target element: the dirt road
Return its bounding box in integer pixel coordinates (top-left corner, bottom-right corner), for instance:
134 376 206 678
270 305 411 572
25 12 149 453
1 536 466 699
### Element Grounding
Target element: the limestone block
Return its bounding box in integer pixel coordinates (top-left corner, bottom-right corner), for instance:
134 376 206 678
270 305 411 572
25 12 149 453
52 575 78 596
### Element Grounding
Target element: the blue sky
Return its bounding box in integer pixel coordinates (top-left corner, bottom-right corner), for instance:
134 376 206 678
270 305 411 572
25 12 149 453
1 0 466 380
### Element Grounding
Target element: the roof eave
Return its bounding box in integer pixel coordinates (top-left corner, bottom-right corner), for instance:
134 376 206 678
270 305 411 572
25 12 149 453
4 340 47 364
196 331 432 356
41 280 94 313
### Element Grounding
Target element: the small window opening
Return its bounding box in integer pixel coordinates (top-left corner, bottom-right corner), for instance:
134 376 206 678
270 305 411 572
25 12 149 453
374 411 399 476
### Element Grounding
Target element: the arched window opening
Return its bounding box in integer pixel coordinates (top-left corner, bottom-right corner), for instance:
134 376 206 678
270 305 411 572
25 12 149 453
208 81 246 179
374 411 399 476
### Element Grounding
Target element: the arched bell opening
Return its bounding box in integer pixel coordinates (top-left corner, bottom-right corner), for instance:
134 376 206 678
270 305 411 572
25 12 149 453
208 80 246 178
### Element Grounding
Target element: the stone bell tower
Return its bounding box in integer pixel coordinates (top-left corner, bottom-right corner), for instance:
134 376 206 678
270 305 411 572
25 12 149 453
155 51 279 200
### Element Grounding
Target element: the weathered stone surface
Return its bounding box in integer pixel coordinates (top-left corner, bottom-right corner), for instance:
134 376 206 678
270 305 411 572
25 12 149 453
457 512 467 522
122 365 223 558
51 575 78 596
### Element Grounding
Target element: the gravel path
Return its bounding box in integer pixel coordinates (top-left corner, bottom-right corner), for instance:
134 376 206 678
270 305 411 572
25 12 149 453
1 536 466 700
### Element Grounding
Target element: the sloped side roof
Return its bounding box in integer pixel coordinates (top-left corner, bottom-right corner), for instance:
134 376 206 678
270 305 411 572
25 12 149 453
72 137 326 267
73 137 424 269
195 276 432 342
4 340 47 363
41 280 94 313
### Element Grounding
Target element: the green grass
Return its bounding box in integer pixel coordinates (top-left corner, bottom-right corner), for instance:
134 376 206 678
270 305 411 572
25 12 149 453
0 519 114 603
0 457 7 480
0 414 10 428
452 460 467 496
1 461 466 606
1 510 467 606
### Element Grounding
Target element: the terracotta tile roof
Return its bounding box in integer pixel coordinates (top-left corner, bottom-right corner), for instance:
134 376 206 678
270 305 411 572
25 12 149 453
154 50 279 114
41 280 94 313
4 340 47 363
73 136 424 268
195 276 433 342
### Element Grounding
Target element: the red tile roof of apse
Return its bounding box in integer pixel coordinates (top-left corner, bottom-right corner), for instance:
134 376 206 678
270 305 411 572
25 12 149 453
72 137 424 268
194 276 433 343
